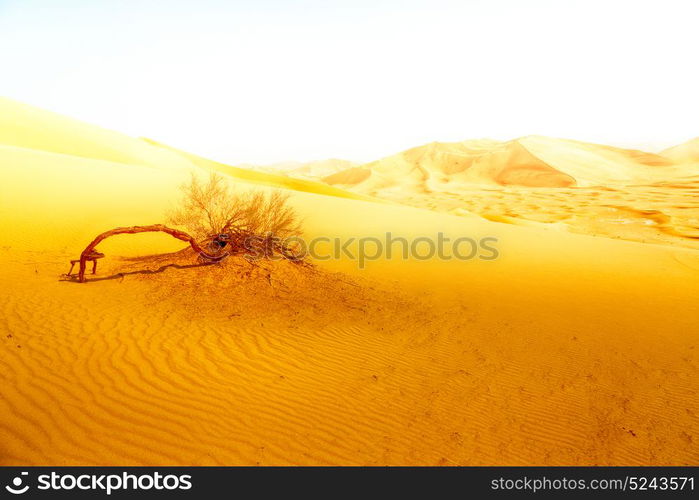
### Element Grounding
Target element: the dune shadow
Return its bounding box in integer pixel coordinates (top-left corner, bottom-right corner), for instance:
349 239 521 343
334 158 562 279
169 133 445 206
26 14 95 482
60 261 215 284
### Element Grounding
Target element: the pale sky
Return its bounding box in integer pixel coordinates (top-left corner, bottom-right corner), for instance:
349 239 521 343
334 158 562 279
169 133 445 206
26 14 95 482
0 0 697 164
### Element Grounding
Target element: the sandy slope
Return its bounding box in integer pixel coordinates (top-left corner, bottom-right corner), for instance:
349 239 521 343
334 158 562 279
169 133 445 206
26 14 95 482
1 102 698 465
323 136 684 192
660 137 699 164
0 98 193 171
318 137 699 250
246 158 357 180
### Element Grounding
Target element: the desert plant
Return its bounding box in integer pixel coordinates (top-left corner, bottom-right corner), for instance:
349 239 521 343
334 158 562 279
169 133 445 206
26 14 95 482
68 224 229 283
67 173 303 283
168 172 303 260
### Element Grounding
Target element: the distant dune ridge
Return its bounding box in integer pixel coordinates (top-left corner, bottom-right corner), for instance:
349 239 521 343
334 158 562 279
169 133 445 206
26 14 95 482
1 97 698 465
0 97 194 171
322 136 690 193
248 158 357 180
314 136 699 249
660 137 699 164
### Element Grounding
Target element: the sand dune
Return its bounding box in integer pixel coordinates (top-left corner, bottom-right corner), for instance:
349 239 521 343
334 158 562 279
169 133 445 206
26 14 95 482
248 158 357 180
516 136 680 184
324 138 575 191
143 139 376 203
660 137 699 164
1 102 698 465
0 97 373 207
322 136 684 193
316 136 699 250
0 97 193 171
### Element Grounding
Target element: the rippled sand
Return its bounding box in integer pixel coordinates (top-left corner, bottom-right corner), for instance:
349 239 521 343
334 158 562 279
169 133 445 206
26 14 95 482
1 99 698 465
2 239 698 465
379 180 699 250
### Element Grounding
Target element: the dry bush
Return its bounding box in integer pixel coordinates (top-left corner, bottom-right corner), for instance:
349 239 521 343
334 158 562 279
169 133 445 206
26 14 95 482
168 172 303 261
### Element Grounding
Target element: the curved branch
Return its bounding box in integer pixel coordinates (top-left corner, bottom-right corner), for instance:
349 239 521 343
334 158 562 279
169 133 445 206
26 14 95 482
77 224 227 283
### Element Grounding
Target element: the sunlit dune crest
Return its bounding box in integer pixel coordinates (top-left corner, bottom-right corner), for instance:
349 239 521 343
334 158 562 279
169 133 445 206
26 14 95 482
660 137 699 164
323 136 687 192
0 97 193 171
1 99 698 466
311 136 699 250
325 138 573 190
142 138 376 203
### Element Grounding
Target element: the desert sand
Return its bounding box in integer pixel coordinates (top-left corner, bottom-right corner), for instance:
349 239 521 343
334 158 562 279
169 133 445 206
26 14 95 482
244 158 358 181
661 137 699 164
1 98 698 465
320 137 699 250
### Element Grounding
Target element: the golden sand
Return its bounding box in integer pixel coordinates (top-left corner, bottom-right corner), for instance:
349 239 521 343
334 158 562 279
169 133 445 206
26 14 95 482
319 136 699 250
1 99 697 465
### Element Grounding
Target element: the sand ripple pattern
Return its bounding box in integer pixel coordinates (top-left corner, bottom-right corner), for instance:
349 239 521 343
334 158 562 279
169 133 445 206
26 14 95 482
1 252 698 465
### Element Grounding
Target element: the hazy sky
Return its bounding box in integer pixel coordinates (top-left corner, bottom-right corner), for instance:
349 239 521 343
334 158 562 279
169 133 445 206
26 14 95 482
0 0 697 163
